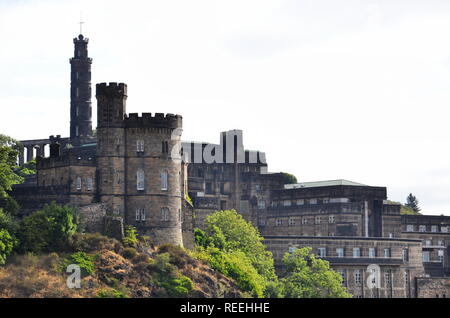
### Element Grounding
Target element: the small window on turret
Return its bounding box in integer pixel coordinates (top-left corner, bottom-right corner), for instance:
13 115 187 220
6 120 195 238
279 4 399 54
161 171 168 191
87 177 93 191
136 140 144 152
161 207 169 221
137 169 145 190
76 176 82 190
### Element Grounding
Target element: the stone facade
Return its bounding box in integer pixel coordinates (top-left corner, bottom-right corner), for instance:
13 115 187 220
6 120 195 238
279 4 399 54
415 277 450 298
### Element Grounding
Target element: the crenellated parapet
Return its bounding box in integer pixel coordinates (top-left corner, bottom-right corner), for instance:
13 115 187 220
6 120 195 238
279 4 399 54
36 151 96 169
124 112 182 129
96 82 127 99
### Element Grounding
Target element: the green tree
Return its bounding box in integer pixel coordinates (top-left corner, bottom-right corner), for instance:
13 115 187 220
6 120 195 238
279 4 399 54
122 225 138 248
15 159 36 178
0 229 15 265
280 172 297 185
19 202 77 253
0 134 24 199
281 247 351 298
203 210 276 282
405 193 421 213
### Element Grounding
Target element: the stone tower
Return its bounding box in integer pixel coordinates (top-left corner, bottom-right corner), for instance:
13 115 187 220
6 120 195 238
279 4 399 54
96 82 184 246
70 34 93 143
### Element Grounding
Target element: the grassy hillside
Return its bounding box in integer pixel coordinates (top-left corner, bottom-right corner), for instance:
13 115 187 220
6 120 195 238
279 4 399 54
0 233 243 298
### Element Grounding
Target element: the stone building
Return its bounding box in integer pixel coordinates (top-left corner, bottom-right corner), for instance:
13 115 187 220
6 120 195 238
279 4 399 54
10 33 450 298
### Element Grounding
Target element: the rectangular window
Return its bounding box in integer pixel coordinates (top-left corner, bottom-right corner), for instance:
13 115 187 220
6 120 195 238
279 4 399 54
385 271 391 287
355 270 362 285
276 219 282 227
423 251 430 262
161 207 169 221
141 208 146 221
419 225 426 232
136 140 144 152
431 225 438 233
438 250 444 263
318 248 326 258
315 216 321 224
302 217 308 225
283 200 291 207
402 248 409 262
406 224 414 232
425 240 432 246
137 169 145 190
328 215 335 224
309 198 317 205
438 240 444 246
257 200 266 209
322 198 330 204
441 226 449 233
76 176 82 190
353 248 360 258
384 248 391 258
369 248 376 258
75 126 79 137
161 171 168 191
135 208 140 221
339 270 346 284
296 199 304 205
76 87 79 97
87 177 93 191
288 217 295 226
336 248 344 258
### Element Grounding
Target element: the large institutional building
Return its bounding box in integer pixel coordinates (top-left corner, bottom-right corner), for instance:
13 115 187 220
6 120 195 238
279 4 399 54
11 34 450 298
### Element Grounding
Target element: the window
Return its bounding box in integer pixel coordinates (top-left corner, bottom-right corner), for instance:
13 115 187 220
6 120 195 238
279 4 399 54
87 177 93 191
302 217 308 225
258 218 266 226
135 208 146 222
369 248 376 258
318 248 326 258
431 225 438 233
315 216 321 224
336 248 344 258
406 224 414 232
353 248 360 258
388 233 394 238
322 198 330 204
276 219 282 227
76 106 79 117
425 240 432 246
255 184 261 191
288 217 295 226
404 270 409 286
162 141 169 154
438 240 444 246
75 126 79 137
441 226 449 233
136 139 144 152
384 271 391 287
161 207 169 221
257 200 266 209
355 270 362 285
419 225 426 232
76 176 82 190
137 169 145 190
438 250 444 263
76 87 79 97
75 72 79 80
296 199 304 205
161 171 168 191
383 248 391 258
205 182 213 194
402 248 409 262
422 251 430 262
309 198 317 205
283 200 291 207
328 215 335 224
339 270 346 284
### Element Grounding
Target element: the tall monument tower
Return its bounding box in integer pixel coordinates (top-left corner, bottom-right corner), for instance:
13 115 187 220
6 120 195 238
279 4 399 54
70 34 93 143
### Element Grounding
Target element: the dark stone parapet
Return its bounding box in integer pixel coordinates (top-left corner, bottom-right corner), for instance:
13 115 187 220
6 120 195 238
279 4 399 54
124 112 182 129
37 152 96 169
96 82 127 98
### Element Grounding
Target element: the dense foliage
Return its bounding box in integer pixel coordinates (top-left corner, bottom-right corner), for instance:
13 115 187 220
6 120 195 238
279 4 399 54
405 193 421 214
18 202 77 253
0 229 15 265
280 172 298 185
281 247 352 298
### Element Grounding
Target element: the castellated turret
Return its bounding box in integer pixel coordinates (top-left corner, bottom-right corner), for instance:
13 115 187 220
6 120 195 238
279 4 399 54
96 82 184 246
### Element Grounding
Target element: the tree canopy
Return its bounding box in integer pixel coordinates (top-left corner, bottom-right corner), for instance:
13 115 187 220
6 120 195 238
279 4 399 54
405 193 421 213
280 172 298 185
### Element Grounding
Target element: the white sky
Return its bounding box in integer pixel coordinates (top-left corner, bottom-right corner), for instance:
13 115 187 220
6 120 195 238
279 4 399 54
1 0 450 215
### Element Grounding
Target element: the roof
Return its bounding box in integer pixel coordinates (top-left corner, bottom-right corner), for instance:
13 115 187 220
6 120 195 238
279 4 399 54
284 179 368 189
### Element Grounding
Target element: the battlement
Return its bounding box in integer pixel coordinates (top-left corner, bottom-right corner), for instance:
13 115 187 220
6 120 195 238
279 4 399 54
124 112 182 129
96 82 127 98
36 152 97 169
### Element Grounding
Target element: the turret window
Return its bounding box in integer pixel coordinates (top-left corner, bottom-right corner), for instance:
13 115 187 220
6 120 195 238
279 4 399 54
87 177 93 191
162 141 169 153
137 169 145 190
136 139 144 152
161 171 168 191
75 126 79 137
161 207 169 221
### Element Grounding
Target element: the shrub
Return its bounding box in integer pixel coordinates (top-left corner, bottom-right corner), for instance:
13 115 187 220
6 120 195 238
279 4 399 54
161 275 194 297
62 252 96 277
96 288 128 298
0 229 15 265
68 232 117 252
19 202 77 253
122 226 138 248
157 244 193 267
122 247 138 259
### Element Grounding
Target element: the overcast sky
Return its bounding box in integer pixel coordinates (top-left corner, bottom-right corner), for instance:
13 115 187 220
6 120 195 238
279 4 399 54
1 0 450 215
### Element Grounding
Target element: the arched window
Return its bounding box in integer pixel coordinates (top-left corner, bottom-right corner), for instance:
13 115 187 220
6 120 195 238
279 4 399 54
137 169 145 190
76 176 82 190
160 207 169 221
161 171 168 191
